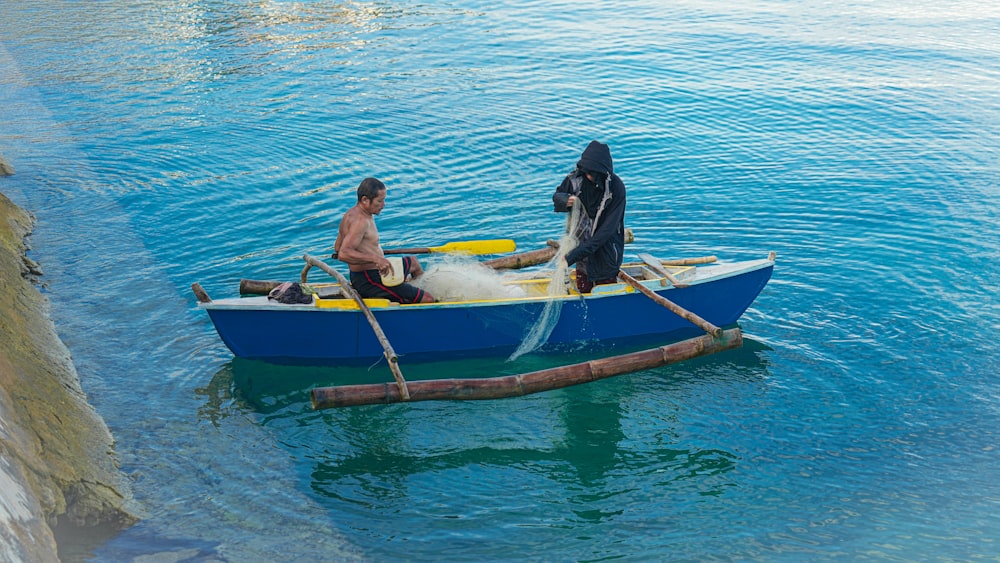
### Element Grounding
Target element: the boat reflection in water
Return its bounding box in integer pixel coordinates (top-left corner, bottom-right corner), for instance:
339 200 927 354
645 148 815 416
198 338 773 524
203 334 772 413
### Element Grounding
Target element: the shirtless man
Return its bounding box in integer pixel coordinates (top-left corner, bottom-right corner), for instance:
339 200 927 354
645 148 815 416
334 177 435 303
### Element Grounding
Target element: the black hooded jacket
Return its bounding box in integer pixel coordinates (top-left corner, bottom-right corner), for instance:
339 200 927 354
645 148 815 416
552 141 627 282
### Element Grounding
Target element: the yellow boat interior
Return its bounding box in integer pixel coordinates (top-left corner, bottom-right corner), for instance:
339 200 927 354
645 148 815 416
310 262 697 310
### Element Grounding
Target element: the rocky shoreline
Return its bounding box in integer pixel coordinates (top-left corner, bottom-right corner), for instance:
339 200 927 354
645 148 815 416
1 183 138 561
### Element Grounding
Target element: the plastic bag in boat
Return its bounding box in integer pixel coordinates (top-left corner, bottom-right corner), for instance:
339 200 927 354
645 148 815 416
267 282 314 304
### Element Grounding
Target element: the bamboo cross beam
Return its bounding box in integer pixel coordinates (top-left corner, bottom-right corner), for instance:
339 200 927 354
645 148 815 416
311 328 742 409
618 270 722 337
301 254 410 401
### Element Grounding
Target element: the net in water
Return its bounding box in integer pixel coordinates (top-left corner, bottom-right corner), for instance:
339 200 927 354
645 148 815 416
507 204 583 361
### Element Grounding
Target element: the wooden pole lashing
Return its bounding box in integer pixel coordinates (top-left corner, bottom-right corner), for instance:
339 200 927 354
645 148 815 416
301 254 410 401
311 328 742 409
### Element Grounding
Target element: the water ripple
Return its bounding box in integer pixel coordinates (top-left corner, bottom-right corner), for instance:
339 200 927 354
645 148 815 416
4 0 1000 560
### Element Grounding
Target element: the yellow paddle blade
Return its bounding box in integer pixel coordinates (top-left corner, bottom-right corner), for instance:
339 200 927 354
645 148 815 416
430 239 516 255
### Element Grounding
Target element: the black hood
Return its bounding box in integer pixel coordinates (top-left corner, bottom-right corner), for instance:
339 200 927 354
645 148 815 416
576 140 613 175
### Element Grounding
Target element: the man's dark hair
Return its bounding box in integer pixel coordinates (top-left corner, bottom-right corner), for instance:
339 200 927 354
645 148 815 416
357 177 386 202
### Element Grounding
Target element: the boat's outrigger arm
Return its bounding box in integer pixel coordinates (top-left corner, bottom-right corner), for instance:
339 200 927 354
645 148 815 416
302 254 411 401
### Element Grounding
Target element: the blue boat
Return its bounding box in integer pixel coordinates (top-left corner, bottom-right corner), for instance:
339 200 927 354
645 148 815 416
197 255 774 365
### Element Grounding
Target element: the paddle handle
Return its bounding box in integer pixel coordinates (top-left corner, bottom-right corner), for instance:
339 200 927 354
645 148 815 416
382 247 431 255
333 238 516 259
331 248 430 259
331 247 449 259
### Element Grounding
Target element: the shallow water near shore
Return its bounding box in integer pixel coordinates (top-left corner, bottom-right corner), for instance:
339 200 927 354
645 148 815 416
2 1 999 560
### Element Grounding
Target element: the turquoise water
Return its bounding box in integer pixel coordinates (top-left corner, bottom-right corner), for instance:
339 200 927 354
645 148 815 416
2 0 999 560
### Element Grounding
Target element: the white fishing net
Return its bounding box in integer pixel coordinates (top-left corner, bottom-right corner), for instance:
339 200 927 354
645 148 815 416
412 256 527 302
507 203 582 361
410 204 583 361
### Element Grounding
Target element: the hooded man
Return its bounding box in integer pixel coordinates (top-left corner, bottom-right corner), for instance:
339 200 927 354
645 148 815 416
552 140 627 293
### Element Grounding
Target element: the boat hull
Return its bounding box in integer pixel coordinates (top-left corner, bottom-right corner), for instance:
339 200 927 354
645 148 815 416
201 259 773 365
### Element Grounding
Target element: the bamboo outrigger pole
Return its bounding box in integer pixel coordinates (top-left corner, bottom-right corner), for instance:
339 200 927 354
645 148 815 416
311 328 742 409
301 254 410 401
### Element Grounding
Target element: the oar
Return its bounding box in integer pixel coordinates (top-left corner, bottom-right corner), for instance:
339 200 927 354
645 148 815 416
384 238 516 255
302 254 410 400
332 238 515 259
618 270 722 337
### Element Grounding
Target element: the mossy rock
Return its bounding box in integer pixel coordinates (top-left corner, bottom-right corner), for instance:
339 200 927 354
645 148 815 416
1 192 138 560
0 152 14 176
